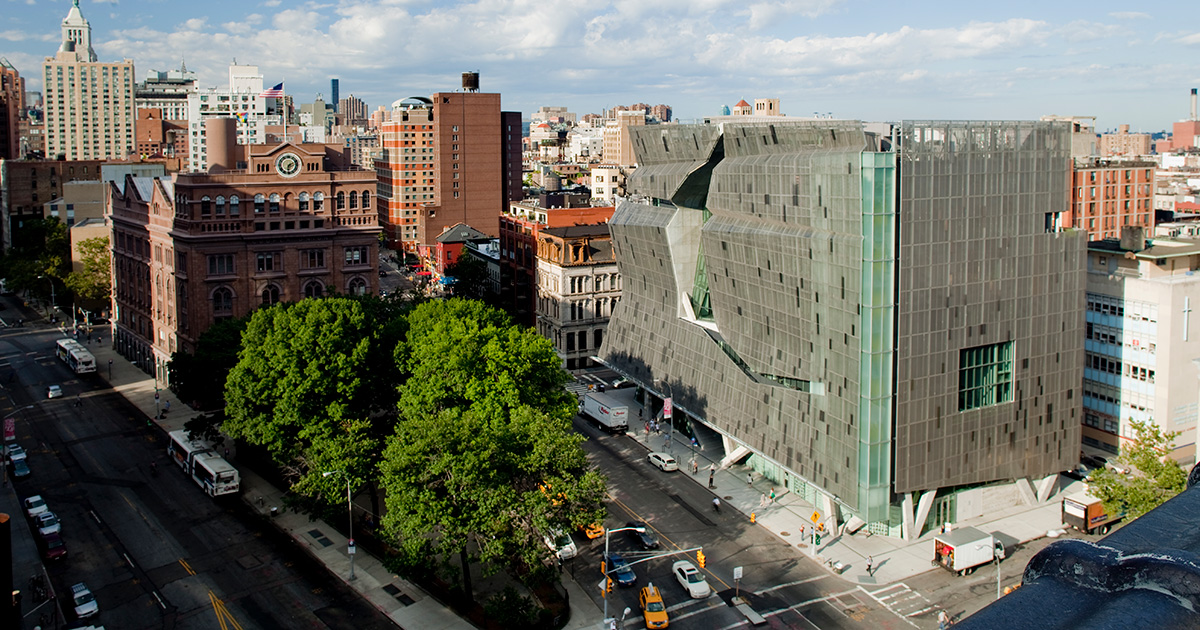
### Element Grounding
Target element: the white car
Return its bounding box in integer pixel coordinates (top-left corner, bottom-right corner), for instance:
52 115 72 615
543 530 578 561
23 494 49 519
672 560 711 599
47 384 63 399
648 452 679 472
72 582 99 618
36 511 61 536
5 443 26 462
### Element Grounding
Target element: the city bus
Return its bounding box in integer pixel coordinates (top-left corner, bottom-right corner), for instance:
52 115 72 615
55 338 97 374
166 429 240 496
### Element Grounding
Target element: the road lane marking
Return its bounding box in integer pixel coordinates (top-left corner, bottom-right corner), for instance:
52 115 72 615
609 493 733 590
179 558 196 575
754 573 829 595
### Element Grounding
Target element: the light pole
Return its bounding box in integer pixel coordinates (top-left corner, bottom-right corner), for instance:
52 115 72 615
323 470 356 580
602 525 644 627
38 275 56 318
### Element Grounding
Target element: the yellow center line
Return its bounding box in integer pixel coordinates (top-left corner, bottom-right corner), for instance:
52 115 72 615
178 558 196 576
607 493 732 590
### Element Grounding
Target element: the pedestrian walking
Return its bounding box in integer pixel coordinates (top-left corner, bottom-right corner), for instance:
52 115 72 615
747 471 753 485
759 494 768 508
691 458 699 474
938 610 952 629
164 400 171 412
769 487 777 502
712 497 721 513
708 467 715 488
644 422 650 436
866 555 874 576
663 434 671 449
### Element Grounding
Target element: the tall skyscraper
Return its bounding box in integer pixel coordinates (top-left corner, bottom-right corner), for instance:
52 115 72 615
1 58 24 159
601 120 1083 539
42 0 136 160
330 78 339 113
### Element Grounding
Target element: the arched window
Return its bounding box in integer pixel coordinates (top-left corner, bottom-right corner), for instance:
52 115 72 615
254 193 265 213
349 191 358 209
212 287 233 313
336 191 345 210
229 195 240 216
215 196 226 215
303 280 324 299
269 192 280 213
299 192 309 211
347 277 367 296
313 192 324 211
361 191 371 209
200 196 211 215
261 284 280 306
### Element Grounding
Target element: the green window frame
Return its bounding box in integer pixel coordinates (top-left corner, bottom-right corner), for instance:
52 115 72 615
958 342 1014 411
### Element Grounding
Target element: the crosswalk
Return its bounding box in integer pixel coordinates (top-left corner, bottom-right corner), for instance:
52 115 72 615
864 583 936 626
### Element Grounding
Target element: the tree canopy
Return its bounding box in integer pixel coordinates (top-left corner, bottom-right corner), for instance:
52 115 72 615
379 299 605 586
64 235 112 304
1086 419 1188 520
168 314 251 411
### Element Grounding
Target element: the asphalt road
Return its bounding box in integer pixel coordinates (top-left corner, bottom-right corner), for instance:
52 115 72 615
572 415 919 630
3 323 396 630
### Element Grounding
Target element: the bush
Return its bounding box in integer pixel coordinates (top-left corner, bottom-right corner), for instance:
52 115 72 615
484 587 538 627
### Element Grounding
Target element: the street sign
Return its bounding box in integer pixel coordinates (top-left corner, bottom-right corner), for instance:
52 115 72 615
733 566 743 580
663 397 673 419
810 510 822 524
348 539 356 555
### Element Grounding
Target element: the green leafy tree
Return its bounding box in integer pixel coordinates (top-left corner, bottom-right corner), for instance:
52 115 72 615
1087 419 1188 520
64 236 112 304
444 253 490 301
168 315 251 411
222 297 403 510
379 299 605 597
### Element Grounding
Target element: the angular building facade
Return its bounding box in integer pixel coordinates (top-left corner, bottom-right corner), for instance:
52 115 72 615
601 120 1085 536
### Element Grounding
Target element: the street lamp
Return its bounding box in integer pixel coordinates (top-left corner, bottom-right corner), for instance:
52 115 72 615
601 525 645 627
323 470 356 580
38 275 56 318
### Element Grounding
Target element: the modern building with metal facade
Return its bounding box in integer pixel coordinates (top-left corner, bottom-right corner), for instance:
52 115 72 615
600 120 1084 536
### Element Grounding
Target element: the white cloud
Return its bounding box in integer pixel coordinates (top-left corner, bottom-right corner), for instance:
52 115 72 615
263 0 282 6
1109 12 1149 20
1180 32 1200 45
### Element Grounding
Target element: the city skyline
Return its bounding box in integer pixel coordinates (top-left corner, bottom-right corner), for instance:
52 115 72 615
1 0 1198 130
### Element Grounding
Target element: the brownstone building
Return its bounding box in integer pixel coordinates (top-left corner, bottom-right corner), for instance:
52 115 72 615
110 120 380 382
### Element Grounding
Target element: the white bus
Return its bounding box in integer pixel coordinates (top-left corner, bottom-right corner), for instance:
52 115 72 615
166 430 240 496
55 338 97 374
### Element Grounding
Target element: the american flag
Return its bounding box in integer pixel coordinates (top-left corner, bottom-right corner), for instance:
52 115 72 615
260 82 284 98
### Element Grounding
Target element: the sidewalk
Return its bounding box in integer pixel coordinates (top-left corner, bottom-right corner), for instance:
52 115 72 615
71 328 475 630
617 394 1076 588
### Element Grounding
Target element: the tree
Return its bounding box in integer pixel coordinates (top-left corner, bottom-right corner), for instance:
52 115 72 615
223 298 401 497
379 299 605 597
168 315 251 411
1086 419 1188 520
444 253 490 301
64 236 111 304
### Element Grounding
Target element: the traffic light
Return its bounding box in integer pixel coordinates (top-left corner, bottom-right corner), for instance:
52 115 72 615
601 560 607 576
697 550 706 568
606 577 614 593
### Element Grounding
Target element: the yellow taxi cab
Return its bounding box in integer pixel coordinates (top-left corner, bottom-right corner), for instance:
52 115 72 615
639 583 669 628
584 522 605 539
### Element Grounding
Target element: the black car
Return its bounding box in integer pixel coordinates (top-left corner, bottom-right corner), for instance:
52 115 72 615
10 458 31 480
605 553 637 587
625 521 659 550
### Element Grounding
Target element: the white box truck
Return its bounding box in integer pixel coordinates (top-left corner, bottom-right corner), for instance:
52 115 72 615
579 392 629 433
932 526 1005 576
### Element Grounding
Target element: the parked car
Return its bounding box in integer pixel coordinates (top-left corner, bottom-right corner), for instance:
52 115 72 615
582 522 605 540
639 583 669 629
605 553 637 587
71 582 99 618
672 560 711 599
543 530 578 561
38 531 67 560
23 495 49 519
625 521 659 550
648 452 679 472
11 458 31 480
47 384 63 399
5 442 26 462
36 511 61 536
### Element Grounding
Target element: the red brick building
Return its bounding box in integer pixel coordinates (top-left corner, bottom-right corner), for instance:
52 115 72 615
0 158 102 250
1068 158 1155 241
135 108 187 160
1 59 23 160
110 122 380 383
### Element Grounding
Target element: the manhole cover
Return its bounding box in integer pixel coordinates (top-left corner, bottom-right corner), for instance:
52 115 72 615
780 531 791 536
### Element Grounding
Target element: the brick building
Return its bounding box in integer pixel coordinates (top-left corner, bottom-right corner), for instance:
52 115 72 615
136 108 188 159
109 119 380 383
0 157 102 250
535 223 619 370
1069 158 1156 241
1 59 23 160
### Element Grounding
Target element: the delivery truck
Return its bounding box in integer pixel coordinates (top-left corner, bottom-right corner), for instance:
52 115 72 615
932 526 1006 576
1062 491 1123 535
579 392 629 433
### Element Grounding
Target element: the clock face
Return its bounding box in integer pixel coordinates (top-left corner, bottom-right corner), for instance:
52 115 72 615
276 152 301 177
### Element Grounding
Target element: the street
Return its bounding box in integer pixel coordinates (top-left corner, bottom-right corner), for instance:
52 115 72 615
2 322 395 629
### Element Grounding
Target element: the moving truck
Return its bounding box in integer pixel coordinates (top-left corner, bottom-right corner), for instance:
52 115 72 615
579 392 629 433
1062 491 1123 535
932 526 1006 576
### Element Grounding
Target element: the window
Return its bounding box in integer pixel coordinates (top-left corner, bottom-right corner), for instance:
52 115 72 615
256 252 279 272
349 191 358 209
230 195 240 215
314 192 324 210
303 280 324 299
347 277 367 296
269 193 280 213
303 249 326 269
958 342 1014 411
344 246 368 265
215 196 225 215
336 191 345 209
261 284 280 306
362 191 371 209
207 254 234 275
254 193 265 213
212 287 233 313
200 196 211 215
299 192 309 211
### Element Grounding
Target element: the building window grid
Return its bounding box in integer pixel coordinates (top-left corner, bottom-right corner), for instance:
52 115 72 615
958 341 1014 411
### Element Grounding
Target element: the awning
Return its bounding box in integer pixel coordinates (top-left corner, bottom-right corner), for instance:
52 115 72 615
415 271 432 276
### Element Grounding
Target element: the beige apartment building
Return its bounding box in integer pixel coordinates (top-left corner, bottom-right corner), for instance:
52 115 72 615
43 0 136 161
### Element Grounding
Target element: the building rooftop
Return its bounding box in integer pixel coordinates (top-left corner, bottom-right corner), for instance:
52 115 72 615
435 223 491 244
540 223 611 239
1089 236 1200 259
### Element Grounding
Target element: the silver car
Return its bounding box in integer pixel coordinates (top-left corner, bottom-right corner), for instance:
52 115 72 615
36 511 61 536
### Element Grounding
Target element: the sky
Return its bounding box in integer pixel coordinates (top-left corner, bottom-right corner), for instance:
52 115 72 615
2 0 1198 132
